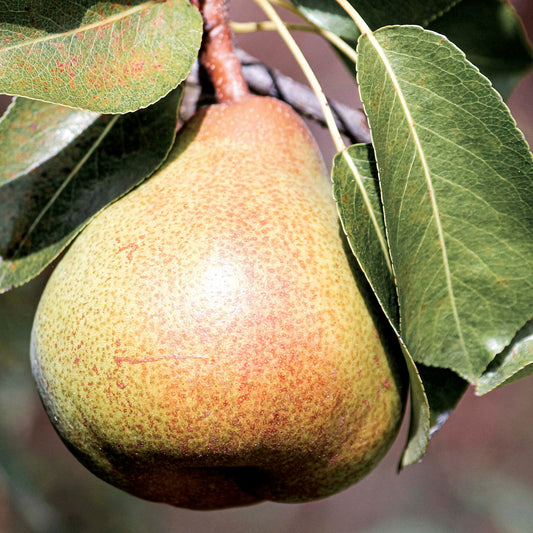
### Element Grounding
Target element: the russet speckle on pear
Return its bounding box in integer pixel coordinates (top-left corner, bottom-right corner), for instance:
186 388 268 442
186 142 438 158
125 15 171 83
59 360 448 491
31 96 406 510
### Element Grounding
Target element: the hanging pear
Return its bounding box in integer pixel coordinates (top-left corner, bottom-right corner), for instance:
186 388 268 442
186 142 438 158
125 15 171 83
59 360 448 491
31 96 406 509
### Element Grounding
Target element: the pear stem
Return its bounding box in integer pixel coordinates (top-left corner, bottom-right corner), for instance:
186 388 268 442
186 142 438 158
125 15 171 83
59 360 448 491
198 0 251 104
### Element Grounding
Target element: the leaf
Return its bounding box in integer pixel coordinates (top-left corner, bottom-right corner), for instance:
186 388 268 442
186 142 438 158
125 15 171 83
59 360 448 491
0 98 100 185
0 86 183 292
332 145 431 466
332 144 397 324
0 0 202 113
292 0 460 38
356 25 533 382
428 0 533 99
476 320 533 395
399 350 430 467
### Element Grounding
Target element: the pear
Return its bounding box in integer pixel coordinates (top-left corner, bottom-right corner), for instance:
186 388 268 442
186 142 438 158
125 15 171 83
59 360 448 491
31 96 406 510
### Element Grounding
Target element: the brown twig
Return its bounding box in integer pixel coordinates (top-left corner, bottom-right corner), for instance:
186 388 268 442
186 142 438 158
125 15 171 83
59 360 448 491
198 0 251 103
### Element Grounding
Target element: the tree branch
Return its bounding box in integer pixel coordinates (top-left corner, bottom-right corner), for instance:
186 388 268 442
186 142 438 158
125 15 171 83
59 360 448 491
181 49 371 145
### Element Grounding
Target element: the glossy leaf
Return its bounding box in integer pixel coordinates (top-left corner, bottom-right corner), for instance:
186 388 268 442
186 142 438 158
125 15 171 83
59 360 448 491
476 320 533 395
0 87 183 292
428 0 533 99
357 26 533 382
0 98 100 185
292 0 459 38
0 0 202 113
332 144 430 466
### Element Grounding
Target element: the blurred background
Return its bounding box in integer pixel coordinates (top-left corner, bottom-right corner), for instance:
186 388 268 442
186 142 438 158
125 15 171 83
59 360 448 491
1 1 532 532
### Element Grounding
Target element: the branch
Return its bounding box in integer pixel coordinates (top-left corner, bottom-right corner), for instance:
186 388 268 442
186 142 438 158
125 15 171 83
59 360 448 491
181 50 371 145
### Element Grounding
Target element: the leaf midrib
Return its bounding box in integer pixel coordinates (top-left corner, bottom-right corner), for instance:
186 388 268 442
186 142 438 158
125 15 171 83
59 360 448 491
0 1 161 53
363 30 471 371
341 149 393 275
0 114 119 290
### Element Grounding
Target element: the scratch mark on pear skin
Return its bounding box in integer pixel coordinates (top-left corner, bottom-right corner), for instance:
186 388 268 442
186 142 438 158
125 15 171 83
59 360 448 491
115 355 210 365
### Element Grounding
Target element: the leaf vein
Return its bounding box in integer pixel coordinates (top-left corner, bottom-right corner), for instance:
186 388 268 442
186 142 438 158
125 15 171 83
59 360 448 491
367 32 471 369
0 2 160 54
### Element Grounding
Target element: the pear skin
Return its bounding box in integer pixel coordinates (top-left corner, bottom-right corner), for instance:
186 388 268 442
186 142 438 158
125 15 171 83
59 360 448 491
31 96 406 510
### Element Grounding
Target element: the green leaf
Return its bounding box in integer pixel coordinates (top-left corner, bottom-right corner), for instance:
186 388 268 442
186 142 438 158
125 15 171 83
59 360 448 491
400 350 430 468
476 320 533 395
332 144 397 324
0 98 100 185
428 0 533 99
292 0 358 41
357 25 533 382
0 0 202 113
0 86 183 292
332 145 431 466
292 0 459 38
